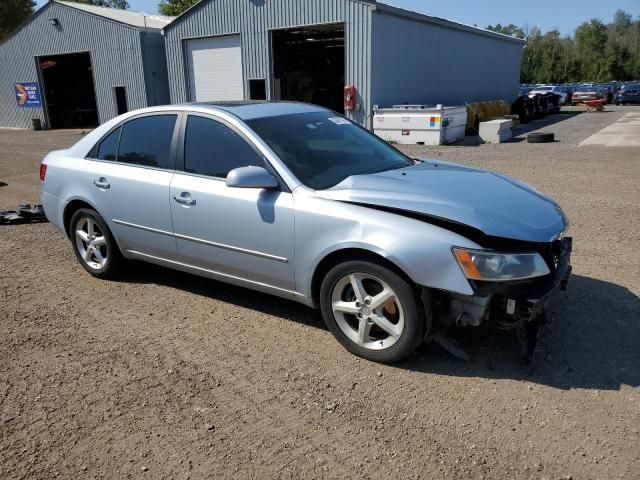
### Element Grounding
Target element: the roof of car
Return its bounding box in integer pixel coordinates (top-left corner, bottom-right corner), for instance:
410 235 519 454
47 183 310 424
186 101 330 120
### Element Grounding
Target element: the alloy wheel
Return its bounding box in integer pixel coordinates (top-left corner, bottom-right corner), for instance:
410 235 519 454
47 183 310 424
75 217 108 270
331 273 405 350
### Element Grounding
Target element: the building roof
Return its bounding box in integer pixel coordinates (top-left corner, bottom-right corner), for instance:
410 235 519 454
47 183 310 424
54 1 174 30
375 2 526 44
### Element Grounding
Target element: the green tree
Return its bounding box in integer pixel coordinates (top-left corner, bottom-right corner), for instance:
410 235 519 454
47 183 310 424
486 23 526 39
574 19 608 80
158 0 199 16
66 0 129 9
612 9 632 31
0 0 35 42
502 10 640 84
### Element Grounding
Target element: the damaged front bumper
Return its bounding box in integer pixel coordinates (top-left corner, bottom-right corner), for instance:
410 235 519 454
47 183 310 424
445 237 573 328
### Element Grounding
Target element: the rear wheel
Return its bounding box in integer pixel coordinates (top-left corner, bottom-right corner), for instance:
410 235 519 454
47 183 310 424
69 208 123 279
320 260 426 363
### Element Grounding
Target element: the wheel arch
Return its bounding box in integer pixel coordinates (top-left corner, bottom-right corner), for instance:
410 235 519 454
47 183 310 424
63 199 118 251
310 247 417 308
63 198 101 238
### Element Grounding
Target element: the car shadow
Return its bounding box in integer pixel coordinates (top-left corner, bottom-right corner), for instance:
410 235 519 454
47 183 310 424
119 264 639 391
119 261 325 330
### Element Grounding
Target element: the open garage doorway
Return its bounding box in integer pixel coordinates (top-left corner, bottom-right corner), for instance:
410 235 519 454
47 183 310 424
271 23 345 113
38 52 99 129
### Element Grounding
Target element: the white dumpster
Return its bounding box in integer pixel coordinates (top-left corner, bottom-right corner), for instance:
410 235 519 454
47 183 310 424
373 105 467 145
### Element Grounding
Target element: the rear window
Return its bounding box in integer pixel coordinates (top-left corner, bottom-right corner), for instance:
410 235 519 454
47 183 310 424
118 115 177 169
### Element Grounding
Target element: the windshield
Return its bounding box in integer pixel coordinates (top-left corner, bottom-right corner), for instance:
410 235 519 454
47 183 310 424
247 112 412 190
576 86 594 92
536 86 553 91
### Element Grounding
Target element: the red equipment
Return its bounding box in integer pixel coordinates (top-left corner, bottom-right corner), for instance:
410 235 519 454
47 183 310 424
344 85 356 112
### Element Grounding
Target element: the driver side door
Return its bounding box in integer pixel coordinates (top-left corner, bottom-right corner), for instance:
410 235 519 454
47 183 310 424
169 113 295 292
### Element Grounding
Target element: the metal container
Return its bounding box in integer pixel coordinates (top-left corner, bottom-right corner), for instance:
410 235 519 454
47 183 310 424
479 119 512 143
373 105 467 145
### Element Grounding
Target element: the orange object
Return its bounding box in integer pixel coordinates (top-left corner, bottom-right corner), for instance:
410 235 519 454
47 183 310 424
453 249 483 280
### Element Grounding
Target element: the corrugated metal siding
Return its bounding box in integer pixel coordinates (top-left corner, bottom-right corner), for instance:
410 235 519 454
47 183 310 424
370 10 524 108
164 0 373 126
0 2 150 128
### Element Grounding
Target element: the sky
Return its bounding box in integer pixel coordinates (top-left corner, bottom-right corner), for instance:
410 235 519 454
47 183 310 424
35 0 640 36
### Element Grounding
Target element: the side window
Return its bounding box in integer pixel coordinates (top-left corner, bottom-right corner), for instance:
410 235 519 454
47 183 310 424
118 115 177 169
184 115 264 178
96 126 120 161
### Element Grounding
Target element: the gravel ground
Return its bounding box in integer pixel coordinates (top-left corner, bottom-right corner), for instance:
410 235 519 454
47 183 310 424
1 106 639 479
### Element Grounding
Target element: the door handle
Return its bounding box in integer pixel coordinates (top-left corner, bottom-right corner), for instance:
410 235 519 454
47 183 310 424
93 178 110 189
173 193 197 206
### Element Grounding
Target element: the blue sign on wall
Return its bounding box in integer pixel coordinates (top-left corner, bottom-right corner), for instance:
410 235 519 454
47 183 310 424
14 82 41 107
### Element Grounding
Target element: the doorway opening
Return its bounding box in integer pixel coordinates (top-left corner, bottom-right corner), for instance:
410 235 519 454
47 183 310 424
38 52 99 129
114 86 128 115
249 79 267 100
271 23 345 113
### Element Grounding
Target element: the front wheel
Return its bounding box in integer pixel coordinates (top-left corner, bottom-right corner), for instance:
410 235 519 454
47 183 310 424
69 208 123 279
320 260 426 363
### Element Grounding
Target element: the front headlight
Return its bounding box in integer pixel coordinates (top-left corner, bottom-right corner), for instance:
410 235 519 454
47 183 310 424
453 248 550 282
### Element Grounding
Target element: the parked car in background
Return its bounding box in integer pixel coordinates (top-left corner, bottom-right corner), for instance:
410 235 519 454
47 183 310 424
599 84 615 103
571 85 604 104
528 85 568 105
558 86 574 104
615 84 640 105
40 102 572 363
518 86 535 97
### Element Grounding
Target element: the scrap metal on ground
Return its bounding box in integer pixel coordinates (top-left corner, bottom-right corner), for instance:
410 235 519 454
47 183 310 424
0 204 47 225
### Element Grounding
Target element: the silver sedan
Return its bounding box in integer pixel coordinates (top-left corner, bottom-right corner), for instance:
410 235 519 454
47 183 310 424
41 102 571 363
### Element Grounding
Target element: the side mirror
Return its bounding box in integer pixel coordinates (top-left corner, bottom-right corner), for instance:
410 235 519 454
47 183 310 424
226 166 279 190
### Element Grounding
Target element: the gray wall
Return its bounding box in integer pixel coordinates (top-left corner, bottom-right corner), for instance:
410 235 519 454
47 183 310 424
0 2 153 128
370 9 524 108
164 0 373 126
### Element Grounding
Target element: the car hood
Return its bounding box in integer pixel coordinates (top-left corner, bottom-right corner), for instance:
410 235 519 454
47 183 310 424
320 160 568 243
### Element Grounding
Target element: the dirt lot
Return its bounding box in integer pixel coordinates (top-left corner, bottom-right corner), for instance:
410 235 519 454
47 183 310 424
1 107 639 479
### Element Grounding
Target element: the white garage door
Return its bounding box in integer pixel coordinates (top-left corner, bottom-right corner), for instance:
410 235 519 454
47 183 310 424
186 35 244 102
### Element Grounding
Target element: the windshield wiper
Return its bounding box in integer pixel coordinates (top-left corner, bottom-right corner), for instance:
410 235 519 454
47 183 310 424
391 162 411 170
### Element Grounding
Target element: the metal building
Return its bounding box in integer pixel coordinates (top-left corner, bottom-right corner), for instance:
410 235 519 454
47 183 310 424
0 0 173 129
163 0 525 128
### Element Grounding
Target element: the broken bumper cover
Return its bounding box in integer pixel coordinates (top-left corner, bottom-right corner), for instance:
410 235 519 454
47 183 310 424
448 237 573 327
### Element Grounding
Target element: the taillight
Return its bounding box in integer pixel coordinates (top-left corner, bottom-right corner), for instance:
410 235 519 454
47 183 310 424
40 163 47 182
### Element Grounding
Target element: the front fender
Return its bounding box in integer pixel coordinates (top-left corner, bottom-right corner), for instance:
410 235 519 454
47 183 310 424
294 193 479 298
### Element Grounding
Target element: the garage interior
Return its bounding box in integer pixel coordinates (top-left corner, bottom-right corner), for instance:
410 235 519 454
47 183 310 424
271 24 345 113
38 52 99 129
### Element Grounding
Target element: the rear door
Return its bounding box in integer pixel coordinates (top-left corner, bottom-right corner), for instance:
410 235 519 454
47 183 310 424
169 113 295 291
86 113 180 259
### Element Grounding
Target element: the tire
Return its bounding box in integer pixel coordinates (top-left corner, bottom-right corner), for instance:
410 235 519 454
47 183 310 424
69 208 123 279
320 260 426 363
527 132 555 143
